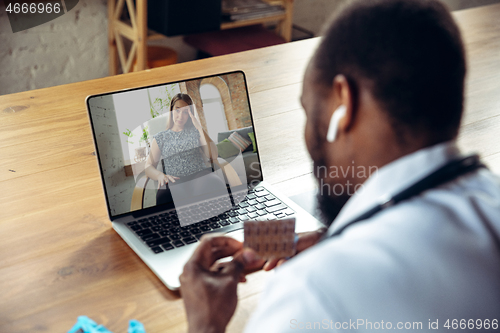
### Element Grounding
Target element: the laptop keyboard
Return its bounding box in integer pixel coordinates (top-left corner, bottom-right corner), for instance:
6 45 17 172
126 187 295 254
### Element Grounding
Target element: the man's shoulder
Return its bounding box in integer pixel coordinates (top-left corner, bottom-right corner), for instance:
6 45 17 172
334 167 500 251
267 170 500 319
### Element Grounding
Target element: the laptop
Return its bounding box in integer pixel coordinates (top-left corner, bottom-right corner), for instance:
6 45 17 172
86 70 323 290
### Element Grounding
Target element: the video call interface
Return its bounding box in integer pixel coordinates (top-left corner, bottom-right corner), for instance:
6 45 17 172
88 72 261 226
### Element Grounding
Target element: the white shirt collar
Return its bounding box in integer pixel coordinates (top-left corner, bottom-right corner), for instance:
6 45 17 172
327 141 462 236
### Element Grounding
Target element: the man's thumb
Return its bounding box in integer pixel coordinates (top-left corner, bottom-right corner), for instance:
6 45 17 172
225 249 257 276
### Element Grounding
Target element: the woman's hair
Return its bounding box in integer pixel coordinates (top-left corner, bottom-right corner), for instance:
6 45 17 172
166 93 195 130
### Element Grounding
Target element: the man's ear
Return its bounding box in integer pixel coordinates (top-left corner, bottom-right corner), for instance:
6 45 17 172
331 74 355 135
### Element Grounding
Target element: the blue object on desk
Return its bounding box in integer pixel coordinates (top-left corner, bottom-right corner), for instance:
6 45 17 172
67 316 146 333
128 320 146 333
68 316 112 333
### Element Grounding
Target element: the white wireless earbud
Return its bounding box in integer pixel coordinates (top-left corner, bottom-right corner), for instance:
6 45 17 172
326 105 347 142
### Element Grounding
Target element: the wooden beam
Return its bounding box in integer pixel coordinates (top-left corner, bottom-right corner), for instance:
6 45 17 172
108 0 118 75
136 0 148 71
114 20 137 42
114 29 128 73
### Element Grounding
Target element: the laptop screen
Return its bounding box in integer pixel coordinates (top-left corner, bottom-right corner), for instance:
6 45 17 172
87 71 263 221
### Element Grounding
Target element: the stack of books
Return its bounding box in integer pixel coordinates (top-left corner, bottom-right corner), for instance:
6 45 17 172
222 0 285 21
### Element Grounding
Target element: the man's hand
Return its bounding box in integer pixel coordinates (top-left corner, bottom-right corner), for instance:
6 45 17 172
180 234 258 333
263 228 327 271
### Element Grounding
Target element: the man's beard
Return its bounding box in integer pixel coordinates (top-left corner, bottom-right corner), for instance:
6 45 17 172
313 150 351 228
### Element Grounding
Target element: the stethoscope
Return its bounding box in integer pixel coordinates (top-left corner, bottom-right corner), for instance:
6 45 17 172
322 154 500 254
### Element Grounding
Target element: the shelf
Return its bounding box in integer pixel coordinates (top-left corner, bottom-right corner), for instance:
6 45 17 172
108 0 293 75
221 13 287 30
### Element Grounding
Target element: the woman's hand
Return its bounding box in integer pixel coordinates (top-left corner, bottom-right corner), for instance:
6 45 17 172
157 173 180 188
189 108 214 159
188 109 203 132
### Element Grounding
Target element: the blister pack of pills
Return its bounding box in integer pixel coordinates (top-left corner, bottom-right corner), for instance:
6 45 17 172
243 218 296 260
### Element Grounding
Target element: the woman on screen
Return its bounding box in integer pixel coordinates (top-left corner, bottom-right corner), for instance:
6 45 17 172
145 93 224 205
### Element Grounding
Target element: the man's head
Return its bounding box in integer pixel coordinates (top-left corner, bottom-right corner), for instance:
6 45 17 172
301 0 466 225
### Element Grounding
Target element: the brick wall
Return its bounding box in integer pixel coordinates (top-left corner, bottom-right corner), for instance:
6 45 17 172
0 0 197 95
199 75 236 130
180 74 252 133
0 0 108 95
180 80 209 133
88 95 135 216
226 73 252 128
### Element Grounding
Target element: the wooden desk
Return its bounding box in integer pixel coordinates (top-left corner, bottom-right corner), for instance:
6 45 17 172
1 4 499 332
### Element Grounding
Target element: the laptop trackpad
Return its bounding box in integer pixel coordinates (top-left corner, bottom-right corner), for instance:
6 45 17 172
225 229 244 242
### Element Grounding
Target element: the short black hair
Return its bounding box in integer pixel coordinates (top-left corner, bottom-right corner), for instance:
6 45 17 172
312 0 466 144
